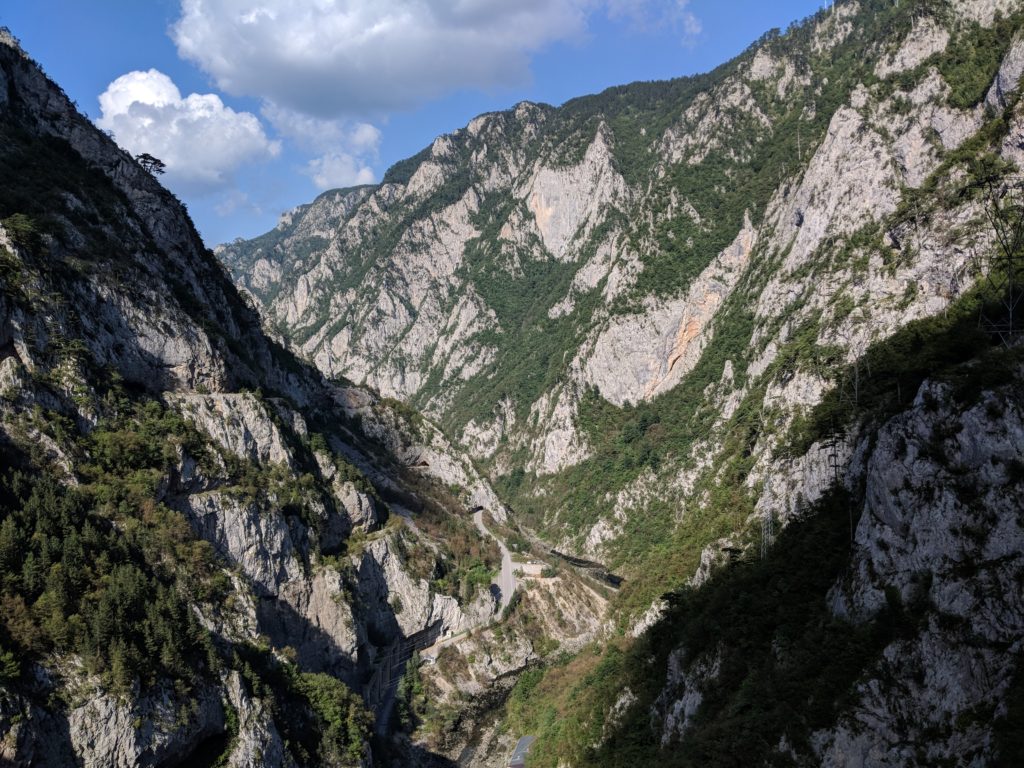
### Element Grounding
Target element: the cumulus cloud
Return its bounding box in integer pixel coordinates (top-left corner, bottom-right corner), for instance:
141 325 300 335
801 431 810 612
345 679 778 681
306 152 376 190
261 104 382 190
172 0 619 117
348 122 383 155
96 69 280 191
262 103 381 155
261 104 349 151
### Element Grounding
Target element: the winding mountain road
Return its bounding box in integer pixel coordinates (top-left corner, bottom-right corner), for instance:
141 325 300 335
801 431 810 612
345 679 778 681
473 510 515 613
420 510 517 659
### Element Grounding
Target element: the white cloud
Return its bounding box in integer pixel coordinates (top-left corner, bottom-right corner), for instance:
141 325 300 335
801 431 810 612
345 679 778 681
261 103 349 151
214 189 262 217
261 104 382 190
349 123 383 155
306 152 376 191
607 0 701 41
145 0 702 205
96 69 280 191
262 104 381 157
172 0 617 117
682 12 702 41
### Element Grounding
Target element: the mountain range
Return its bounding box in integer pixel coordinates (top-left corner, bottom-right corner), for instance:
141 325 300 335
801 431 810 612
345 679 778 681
2 0 1024 765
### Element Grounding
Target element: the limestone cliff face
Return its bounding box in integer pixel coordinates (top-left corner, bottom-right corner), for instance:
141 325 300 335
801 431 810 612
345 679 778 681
814 379 1024 764
219 104 634 475
583 212 757 406
0 30 506 767
646 369 1024 766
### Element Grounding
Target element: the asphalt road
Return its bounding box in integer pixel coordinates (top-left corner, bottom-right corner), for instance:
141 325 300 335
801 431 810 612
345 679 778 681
473 509 515 612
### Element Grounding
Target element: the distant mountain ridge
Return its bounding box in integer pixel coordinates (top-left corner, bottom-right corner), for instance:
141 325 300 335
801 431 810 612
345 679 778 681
221 0 1024 575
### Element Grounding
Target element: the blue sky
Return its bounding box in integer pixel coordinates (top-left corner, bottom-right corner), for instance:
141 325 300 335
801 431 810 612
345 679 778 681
1 1 826 246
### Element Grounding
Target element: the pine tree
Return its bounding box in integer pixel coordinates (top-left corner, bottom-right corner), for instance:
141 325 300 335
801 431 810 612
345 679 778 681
134 153 166 175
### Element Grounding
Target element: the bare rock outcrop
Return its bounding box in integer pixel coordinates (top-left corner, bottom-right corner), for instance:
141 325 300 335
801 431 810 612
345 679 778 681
986 33 1024 110
224 672 297 768
585 212 757 406
810 379 1024 764
67 682 225 768
171 393 296 468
